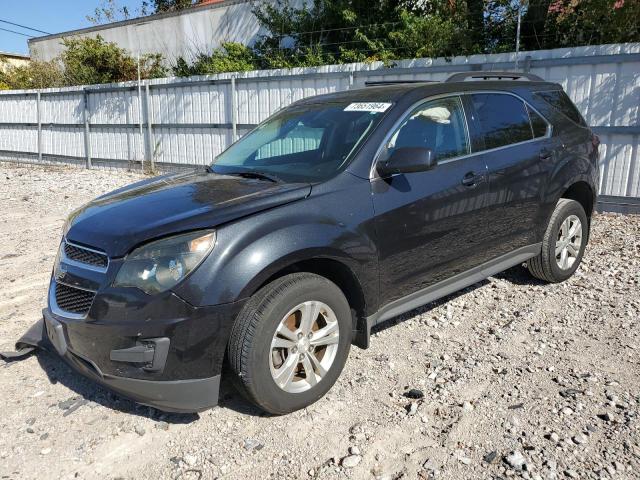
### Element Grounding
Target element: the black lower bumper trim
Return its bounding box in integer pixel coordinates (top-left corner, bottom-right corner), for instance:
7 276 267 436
4 317 220 413
97 372 220 413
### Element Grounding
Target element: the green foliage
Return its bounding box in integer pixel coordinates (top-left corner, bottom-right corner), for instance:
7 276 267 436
60 36 166 86
172 43 259 76
146 0 196 12
543 0 640 48
0 59 65 90
0 36 166 90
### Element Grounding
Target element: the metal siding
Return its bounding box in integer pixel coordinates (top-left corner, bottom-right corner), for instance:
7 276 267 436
0 43 638 197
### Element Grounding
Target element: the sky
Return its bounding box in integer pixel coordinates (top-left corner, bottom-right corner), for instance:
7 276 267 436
1 0 144 55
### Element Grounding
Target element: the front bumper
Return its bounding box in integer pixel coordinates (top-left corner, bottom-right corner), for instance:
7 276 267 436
43 312 221 412
13 294 245 413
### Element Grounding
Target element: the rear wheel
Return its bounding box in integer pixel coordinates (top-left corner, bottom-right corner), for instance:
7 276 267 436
227 273 352 414
527 198 588 283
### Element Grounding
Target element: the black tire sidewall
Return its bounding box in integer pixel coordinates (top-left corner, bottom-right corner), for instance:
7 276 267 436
245 276 352 414
546 200 588 281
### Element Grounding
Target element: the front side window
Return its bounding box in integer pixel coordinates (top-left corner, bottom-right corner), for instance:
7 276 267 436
212 101 389 182
381 96 470 162
471 93 533 150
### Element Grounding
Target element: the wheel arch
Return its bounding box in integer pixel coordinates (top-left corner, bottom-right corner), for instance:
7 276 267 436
560 180 595 219
239 254 370 348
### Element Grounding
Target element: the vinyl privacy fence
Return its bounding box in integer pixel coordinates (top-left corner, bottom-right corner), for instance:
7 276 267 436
0 43 639 199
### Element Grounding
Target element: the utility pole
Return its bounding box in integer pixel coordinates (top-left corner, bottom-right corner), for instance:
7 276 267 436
515 0 523 69
135 21 149 171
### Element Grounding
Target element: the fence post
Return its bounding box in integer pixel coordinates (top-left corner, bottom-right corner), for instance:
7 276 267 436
230 75 238 142
144 83 154 171
82 90 92 169
36 91 42 163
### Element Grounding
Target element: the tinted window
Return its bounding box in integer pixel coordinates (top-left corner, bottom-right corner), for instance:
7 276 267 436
383 96 469 161
535 90 586 126
471 93 533 150
527 105 548 138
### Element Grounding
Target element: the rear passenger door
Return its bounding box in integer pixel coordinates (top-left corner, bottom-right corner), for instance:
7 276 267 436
467 92 553 256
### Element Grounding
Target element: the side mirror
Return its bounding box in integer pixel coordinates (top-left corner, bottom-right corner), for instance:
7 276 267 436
376 147 436 178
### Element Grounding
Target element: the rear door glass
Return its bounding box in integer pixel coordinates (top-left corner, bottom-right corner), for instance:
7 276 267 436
470 93 533 150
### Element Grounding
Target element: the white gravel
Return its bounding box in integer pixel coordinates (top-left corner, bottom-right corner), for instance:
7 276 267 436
0 162 639 480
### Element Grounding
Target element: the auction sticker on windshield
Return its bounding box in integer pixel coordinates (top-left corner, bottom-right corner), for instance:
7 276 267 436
344 102 392 112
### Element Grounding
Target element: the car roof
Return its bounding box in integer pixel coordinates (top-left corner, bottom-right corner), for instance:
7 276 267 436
294 77 561 107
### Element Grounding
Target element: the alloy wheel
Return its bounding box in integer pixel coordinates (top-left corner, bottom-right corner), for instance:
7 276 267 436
269 301 340 393
555 214 583 270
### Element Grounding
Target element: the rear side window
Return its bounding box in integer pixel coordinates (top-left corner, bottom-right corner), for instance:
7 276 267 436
527 105 549 138
471 93 533 150
535 90 586 126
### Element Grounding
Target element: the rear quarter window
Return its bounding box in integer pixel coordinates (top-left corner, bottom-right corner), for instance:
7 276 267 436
534 90 587 127
527 105 549 138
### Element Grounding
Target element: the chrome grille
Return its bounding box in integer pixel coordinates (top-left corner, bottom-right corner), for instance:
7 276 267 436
54 283 95 316
63 242 108 269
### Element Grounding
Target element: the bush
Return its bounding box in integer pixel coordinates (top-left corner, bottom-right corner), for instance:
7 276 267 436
173 43 259 76
61 36 166 85
0 36 166 90
0 59 65 90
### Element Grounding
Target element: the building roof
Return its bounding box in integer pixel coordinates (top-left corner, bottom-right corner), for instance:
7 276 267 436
28 0 249 45
0 51 31 59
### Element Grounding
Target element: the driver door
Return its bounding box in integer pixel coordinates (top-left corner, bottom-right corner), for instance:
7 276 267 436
371 95 493 307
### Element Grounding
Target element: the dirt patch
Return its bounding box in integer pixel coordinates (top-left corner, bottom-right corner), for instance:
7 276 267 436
1 163 638 480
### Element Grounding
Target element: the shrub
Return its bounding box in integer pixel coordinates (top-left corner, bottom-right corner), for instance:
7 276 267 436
173 42 259 76
0 59 65 90
61 36 166 85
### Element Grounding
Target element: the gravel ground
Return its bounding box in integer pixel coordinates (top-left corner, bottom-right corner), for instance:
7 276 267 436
0 162 639 480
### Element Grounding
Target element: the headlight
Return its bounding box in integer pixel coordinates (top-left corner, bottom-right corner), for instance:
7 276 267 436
113 231 216 294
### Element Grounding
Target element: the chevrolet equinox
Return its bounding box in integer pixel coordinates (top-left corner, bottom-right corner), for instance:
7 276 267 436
8 72 599 414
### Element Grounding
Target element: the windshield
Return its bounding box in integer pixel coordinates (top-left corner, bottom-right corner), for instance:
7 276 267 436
211 101 391 182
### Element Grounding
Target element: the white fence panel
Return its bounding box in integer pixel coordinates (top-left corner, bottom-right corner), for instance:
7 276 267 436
0 94 36 123
0 42 639 200
0 126 38 153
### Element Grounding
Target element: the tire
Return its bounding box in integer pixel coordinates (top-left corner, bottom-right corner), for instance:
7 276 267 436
226 272 352 414
527 198 589 283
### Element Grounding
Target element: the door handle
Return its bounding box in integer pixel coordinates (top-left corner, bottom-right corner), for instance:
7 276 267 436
461 172 483 187
540 148 552 160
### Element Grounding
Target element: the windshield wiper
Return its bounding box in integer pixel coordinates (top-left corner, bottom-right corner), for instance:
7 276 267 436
222 170 281 183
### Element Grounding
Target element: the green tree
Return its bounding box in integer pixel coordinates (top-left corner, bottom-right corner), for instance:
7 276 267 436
543 0 640 47
146 0 196 12
60 36 166 85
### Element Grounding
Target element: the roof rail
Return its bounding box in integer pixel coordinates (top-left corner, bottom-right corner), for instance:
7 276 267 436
445 71 544 82
364 80 437 87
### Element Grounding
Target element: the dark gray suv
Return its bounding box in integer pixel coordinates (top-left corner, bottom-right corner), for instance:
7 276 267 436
7 72 599 415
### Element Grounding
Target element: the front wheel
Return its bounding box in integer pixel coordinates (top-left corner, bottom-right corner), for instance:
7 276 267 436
226 273 352 414
527 198 589 283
